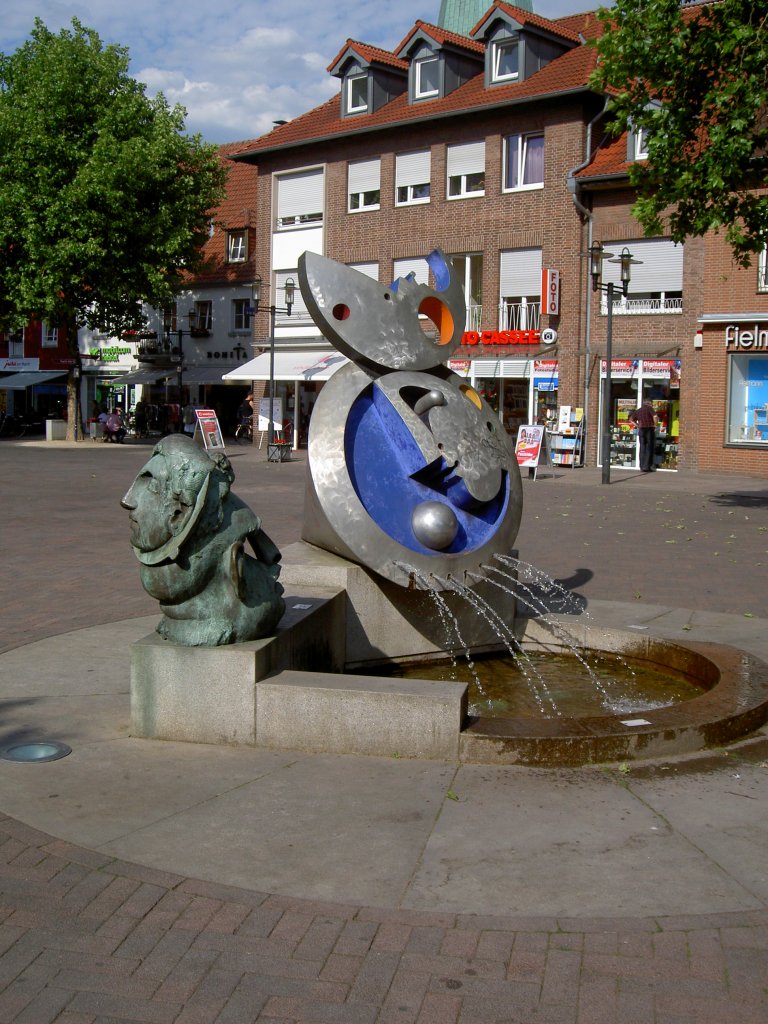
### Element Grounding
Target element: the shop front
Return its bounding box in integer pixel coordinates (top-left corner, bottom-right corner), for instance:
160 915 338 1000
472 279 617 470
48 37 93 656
448 355 555 437
599 358 682 471
722 323 768 445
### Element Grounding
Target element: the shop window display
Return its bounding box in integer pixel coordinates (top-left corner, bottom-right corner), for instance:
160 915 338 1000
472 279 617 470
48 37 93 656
727 353 768 444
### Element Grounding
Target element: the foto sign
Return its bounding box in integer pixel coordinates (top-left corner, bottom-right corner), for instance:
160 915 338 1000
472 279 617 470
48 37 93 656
540 269 560 316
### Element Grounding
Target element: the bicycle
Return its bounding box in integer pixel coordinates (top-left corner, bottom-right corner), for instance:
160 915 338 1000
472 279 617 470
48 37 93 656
234 417 253 443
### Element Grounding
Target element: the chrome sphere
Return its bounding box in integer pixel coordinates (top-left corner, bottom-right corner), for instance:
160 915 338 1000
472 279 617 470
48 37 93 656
411 500 459 550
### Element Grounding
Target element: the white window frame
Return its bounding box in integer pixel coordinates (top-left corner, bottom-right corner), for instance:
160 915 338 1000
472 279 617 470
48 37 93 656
415 56 440 99
491 37 519 83
232 298 251 332
193 301 212 331
600 238 683 315
759 248 768 293
275 168 324 231
348 158 381 213
346 73 368 114
395 150 431 206
447 142 485 200
632 125 649 160
503 133 545 192
227 231 247 263
41 322 58 348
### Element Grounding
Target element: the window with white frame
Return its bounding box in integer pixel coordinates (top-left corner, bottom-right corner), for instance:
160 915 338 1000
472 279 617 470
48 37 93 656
393 256 429 287
274 270 309 323
42 322 58 348
395 150 431 206
232 299 251 332
447 141 485 199
759 247 768 292
415 56 440 99
348 262 379 280
275 168 324 230
451 253 483 331
348 158 381 212
192 301 212 331
8 329 24 357
491 36 519 83
631 125 649 160
600 238 683 314
499 249 542 330
227 231 247 262
504 132 544 191
346 73 368 114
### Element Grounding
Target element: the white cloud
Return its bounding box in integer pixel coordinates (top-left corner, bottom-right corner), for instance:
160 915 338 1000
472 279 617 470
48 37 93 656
0 0 597 143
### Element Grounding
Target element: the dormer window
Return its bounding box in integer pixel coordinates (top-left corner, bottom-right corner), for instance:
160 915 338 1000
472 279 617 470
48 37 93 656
415 56 440 99
632 125 649 160
346 73 368 114
491 37 519 82
227 230 247 263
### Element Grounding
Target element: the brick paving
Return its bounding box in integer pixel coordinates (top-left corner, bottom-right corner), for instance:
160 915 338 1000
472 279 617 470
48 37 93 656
1 438 767 1022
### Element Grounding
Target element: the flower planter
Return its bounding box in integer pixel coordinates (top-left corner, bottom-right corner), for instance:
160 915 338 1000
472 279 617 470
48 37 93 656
268 443 292 463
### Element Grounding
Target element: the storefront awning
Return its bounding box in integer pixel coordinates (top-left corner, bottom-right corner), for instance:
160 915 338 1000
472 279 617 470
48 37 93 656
108 366 240 387
223 351 349 382
180 367 241 385
0 370 67 390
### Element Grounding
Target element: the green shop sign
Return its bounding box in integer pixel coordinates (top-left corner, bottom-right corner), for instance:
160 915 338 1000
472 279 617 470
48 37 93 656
90 346 131 363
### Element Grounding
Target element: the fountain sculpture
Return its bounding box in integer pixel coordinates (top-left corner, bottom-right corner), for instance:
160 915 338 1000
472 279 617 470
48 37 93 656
128 252 768 765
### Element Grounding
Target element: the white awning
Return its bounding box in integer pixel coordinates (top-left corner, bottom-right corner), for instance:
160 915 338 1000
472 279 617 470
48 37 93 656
0 371 67 390
224 351 349 382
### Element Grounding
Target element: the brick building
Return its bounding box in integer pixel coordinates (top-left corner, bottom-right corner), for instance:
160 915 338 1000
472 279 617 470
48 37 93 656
225 0 767 474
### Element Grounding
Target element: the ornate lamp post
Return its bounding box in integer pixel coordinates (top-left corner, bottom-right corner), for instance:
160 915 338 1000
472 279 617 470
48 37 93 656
250 276 295 447
587 243 640 484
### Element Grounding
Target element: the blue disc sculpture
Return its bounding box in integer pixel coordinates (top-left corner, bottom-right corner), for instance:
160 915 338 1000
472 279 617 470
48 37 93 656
299 249 523 591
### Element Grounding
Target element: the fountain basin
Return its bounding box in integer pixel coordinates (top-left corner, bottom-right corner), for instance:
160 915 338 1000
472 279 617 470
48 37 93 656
132 544 768 767
458 621 768 766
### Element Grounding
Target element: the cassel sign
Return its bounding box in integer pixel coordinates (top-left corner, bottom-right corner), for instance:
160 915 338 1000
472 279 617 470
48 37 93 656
462 329 540 346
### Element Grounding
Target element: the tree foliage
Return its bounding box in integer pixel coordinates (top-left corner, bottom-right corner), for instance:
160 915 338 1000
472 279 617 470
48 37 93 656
591 0 768 265
0 18 228 335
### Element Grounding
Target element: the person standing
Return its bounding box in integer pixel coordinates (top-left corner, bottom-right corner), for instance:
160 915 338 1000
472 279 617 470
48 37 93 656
629 399 658 472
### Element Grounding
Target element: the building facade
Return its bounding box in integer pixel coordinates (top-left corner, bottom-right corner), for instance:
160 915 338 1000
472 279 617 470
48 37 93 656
224 0 766 475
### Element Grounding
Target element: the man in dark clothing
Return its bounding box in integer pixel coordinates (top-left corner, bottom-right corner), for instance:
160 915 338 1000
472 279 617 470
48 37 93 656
629 400 658 471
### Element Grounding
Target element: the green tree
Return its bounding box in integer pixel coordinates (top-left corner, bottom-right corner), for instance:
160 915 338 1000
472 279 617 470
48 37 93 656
0 18 227 437
590 0 768 265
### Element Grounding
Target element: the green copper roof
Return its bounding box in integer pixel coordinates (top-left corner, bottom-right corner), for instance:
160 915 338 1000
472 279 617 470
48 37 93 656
437 0 534 37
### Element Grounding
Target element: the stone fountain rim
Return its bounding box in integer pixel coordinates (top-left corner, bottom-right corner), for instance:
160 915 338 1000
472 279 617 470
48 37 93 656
457 622 768 767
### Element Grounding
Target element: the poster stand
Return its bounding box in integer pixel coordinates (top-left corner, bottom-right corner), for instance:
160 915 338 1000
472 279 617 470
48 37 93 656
192 409 226 452
514 424 555 480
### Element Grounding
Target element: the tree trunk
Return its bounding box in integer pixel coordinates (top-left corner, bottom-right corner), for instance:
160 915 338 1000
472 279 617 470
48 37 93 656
64 318 84 442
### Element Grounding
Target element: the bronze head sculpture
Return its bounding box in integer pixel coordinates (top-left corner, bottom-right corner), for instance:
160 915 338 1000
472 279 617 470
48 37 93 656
121 434 285 646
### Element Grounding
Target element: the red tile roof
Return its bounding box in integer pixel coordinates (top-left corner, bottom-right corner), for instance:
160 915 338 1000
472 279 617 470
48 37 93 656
187 144 258 286
233 42 600 159
327 39 408 75
471 2 582 44
396 20 486 56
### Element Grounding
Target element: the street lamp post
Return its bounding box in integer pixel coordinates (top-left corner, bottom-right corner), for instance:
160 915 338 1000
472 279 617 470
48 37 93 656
72 356 82 442
587 243 639 484
163 308 197 407
250 276 295 447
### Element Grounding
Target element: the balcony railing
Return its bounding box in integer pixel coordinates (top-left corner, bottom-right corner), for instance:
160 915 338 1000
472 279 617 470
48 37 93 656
456 302 542 333
498 301 541 331
600 296 683 315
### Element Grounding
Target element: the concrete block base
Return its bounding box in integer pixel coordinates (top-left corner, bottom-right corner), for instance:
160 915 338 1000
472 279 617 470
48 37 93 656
131 590 345 745
257 671 466 760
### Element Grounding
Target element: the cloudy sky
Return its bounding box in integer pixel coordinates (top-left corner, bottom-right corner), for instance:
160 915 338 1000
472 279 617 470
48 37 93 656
1 1 598 145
